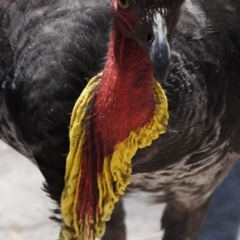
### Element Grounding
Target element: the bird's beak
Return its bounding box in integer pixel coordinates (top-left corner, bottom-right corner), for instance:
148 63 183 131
138 13 170 83
150 13 170 82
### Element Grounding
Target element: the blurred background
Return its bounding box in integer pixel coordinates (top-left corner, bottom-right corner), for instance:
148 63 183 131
1 140 240 240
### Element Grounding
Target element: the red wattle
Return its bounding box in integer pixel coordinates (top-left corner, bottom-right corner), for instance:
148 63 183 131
95 23 155 157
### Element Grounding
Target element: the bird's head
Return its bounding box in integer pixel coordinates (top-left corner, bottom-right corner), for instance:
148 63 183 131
112 0 185 82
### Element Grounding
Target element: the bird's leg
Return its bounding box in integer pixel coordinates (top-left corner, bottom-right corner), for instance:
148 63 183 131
102 198 126 240
161 198 211 240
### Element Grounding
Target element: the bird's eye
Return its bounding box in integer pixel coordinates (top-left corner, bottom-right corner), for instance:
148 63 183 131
117 0 130 9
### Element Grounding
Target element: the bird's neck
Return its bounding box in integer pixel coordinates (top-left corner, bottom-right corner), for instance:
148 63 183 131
95 22 155 155
67 22 165 237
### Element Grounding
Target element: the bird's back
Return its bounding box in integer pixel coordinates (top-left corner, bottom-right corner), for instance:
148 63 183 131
0 0 112 202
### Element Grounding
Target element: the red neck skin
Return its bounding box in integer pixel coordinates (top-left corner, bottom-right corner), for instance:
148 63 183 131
95 21 155 156
76 20 155 227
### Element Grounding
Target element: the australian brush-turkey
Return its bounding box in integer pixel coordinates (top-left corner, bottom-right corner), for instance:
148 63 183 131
1 0 240 239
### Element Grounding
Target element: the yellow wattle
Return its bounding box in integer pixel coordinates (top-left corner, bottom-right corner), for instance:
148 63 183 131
60 73 168 240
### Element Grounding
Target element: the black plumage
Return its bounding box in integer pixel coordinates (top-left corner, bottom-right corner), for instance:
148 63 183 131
0 0 240 240
0 0 112 204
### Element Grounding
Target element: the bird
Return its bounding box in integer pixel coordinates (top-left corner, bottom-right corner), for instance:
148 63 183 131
1 0 240 240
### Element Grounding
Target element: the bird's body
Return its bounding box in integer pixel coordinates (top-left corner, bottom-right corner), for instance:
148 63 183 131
0 0 240 239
